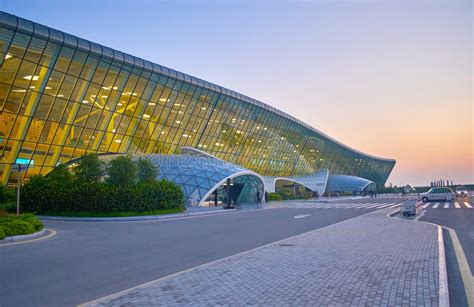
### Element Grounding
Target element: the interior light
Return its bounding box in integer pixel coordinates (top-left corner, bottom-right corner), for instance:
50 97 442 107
102 86 111 90
114 139 122 143
45 87 52 90
29 86 35 89
55 94 64 98
12 89 27 93
159 98 168 102
161 131 165 134
117 103 123 106
201 107 206 110
82 100 89 104
256 127 260 129
148 102 156 106
142 114 151 118
5 54 12 60
112 129 116 133
175 121 181 124
101 95 108 98
23 75 39 81
113 86 118 90
182 134 189 138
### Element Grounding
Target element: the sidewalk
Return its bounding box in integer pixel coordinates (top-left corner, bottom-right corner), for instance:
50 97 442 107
84 209 441 306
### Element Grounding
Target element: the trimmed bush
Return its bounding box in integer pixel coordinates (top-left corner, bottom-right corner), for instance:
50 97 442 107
0 214 44 239
268 193 283 201
21 154 185 215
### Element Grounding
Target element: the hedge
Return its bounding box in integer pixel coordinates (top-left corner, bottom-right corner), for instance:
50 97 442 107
21 176 185 214
268 193 283 201
0 214 44 240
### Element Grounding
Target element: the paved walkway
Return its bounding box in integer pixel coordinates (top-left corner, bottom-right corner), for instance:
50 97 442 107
85 209 440 306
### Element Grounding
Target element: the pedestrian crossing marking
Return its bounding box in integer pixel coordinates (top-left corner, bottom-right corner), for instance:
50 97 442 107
276 201 471 210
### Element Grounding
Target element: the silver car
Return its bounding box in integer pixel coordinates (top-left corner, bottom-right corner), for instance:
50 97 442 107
420 187 455 202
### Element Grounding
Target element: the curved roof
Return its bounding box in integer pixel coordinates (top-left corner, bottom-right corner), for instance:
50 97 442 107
263 169 329 196
0 11 394 164
326 175 375 193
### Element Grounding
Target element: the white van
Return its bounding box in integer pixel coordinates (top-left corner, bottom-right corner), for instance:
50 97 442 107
420 187 455 202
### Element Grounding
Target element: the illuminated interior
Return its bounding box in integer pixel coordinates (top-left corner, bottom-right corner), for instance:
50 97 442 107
0 12 396 186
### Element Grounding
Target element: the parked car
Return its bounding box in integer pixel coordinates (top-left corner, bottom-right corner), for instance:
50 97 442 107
420 187 455 202
455 186 469 198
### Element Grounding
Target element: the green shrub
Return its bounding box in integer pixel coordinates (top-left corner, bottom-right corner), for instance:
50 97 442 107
107 155 137 186
0 214 43 238
137 157 158 183
21 155 185 215
268 193 283 201
0 185 16 203
74 153 104 183
0 202 16 213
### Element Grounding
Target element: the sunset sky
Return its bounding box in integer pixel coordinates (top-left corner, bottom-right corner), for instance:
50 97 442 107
1 0 472 186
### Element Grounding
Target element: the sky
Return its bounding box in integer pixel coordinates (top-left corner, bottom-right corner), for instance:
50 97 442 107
1 0 472 186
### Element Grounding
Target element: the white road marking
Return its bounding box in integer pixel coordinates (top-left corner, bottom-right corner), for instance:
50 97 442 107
433 203 439 208
388 203 401 208
423 203 431 209
464 202 472 208
454 202 461 208
378 203 397 209
294 214 312 219
443 203 449 209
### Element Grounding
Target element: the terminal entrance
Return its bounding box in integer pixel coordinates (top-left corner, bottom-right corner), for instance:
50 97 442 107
201 175 264 207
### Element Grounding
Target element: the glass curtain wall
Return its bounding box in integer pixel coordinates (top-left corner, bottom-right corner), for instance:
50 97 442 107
0 13 395 186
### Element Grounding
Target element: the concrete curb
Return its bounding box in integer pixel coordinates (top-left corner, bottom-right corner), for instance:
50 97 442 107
38 208 237 222
0 228 58 246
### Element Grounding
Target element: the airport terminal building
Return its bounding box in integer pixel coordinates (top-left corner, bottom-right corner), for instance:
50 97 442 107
0 12 395 206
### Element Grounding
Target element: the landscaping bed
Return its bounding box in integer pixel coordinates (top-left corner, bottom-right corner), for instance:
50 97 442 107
0 213 44 240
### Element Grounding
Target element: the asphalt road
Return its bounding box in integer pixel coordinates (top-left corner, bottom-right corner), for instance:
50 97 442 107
0 201 394 307
419 195 474 306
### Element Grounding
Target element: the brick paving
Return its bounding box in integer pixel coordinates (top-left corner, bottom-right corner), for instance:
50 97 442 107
87 209 439 306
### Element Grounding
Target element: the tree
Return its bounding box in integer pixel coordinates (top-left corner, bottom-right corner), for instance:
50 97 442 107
137 157 158 183
47 163 73 183
107 155 137 186
74 154 104 183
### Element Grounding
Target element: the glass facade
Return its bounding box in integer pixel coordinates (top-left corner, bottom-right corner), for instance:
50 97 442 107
0 12 395 186
96 153 265 206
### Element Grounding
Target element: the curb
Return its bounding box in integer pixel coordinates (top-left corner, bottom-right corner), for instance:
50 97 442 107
0 228 56 246
37 208 237 222
1 228 47 242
